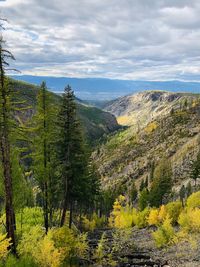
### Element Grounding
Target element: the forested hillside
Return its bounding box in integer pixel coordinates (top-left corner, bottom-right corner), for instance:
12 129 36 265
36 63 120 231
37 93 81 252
2 11 200 267
94 100 200 194
10 78 120 143
104 90 200 126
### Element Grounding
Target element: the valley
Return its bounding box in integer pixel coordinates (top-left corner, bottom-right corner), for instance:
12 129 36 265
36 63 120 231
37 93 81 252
1 76 200 267
2 1 200 266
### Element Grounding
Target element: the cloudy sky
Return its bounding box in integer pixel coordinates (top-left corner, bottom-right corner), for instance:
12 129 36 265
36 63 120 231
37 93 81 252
1 0 200 80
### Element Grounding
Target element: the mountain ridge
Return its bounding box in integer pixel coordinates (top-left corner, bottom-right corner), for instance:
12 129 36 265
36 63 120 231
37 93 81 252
93 93 200 196
103 90 200 127
9 78 120 143
11 75 200 101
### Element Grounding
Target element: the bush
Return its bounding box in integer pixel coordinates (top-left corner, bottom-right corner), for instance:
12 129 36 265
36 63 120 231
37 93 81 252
51 226 88 261
187 191 200 209
0 233 11 260
152 216 175 248
2 255 37 267
17 226 62 267
166 201 182 225
178 208 200 232
82 213 106 232
17 225 88 267
109 195 135 229
158 205 167 222
93 232 116 266
148 209 159 226
135 208 150 229
15 207 43 235
82 216 96 231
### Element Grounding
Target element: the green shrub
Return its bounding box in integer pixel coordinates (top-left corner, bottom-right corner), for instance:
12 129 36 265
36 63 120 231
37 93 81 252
2 255 37 267
152 216 175 248
135 208 150 229
165 201 183 225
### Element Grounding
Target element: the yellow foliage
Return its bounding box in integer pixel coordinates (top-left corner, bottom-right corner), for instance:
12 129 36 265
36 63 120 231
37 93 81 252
135 208 149 229
82 213 106 231
144 121 158 133
17 226 44 258
0 233 11 260
109 195 127 228
36 235 63 267
187 191 200 209
110 206 134 229
178 208 200 232
131 208 138 226
18 226 62 267
18 225 88 266
152 215 175 248
117 115 132 126
82 216 96 232
172 229 189 244
158 205 167 222
109 196 150 229
148 209 159 226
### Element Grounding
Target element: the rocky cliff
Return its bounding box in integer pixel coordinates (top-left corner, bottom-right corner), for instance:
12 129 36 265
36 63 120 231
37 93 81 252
104 91 199 127
93 101 200 194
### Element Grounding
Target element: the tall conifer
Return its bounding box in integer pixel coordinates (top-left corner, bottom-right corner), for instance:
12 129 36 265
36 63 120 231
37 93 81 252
0 21 16 252
58 85 87 228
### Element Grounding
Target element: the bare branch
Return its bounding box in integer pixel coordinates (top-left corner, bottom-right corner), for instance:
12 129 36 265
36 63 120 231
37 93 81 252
5 68 20 73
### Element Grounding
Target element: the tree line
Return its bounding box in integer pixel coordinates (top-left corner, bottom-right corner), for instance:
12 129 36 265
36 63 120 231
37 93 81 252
0 22 100 253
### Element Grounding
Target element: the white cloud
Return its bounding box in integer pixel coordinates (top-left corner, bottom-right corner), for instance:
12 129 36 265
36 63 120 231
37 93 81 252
1 0 200 80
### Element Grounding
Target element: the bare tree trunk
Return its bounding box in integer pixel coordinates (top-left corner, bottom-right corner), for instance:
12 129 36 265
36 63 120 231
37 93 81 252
0 54 16 252
69 200 73 229
60 193 68 227
42 86 48 233
44 181 48 233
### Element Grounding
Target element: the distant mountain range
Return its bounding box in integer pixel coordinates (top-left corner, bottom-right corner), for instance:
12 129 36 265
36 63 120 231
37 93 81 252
11 75 200 101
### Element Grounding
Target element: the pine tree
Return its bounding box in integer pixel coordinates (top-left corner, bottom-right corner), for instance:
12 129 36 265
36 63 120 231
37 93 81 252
129 181 137 203
58 85 87 228
0 22 16 252
149 158 172 207
139 179 145 192
144 176 148 188
149 161 155 182
190 150 200 188
186 181 192 197
31 82 58 232
138 188 149 211
179 185 186 207
82 162 100 213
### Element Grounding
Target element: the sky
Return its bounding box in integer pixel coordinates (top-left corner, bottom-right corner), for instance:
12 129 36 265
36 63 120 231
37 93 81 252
1 0 200 81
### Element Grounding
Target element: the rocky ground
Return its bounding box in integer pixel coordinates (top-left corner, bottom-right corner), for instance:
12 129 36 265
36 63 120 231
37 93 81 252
85 228 200 267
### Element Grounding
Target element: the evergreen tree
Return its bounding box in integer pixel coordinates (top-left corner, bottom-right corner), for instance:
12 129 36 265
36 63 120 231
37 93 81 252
149 161 155 182
149 158 172 207
186 181 192 197
129 181 137 203
144 176 148 188
138 188 149 211
0 22 16 252
58 85 87 228
31 82 58 232
190 151 200 188
179 184 186 207
139 179 145 192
